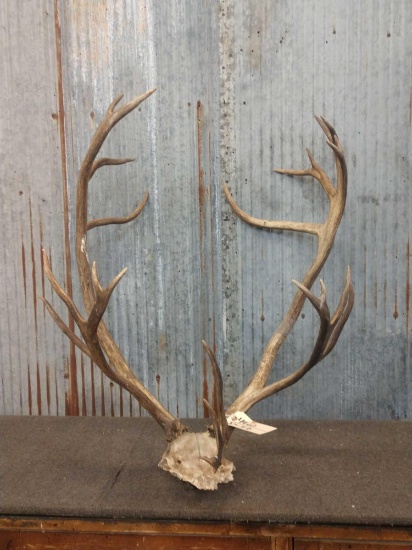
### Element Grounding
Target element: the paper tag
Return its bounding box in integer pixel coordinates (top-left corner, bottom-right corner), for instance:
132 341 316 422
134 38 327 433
226 411 277 435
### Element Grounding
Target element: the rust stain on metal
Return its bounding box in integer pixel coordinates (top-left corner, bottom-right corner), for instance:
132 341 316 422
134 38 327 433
27 366 32 415
46 364 51 415
90 360 96 416
202 354 209 418
393 288 399 320
29 199 38 339
197 100 210 417
195 391 199 418
197 100 208 270
80 355 87 416
159 334 167 352
21 241 27 307
39 219 46 308
212 336 219 414
54 0 79 416
55 370 59 415
138 1 147 34
260 291 265 322
100 371 106 416
110 382 115 417
406 239 410 335
36 363 42 415
156 374 161 401
119 387 124 417
30 200 41 416
208 126 217 352
260 291 266 350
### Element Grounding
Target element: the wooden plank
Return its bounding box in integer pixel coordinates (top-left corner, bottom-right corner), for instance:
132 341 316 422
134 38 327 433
1 518 411 543
272 536 293 550
294 541 412 550
2 529 412 549
0 530 270 550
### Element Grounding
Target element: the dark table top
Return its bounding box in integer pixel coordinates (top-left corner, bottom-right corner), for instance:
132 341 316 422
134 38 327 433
1 416 411 527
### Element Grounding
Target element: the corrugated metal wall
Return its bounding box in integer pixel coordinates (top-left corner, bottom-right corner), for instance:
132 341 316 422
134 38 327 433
0 0 410 421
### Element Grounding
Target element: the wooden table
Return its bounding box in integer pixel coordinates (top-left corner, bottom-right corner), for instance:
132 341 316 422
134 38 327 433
1 416 411 549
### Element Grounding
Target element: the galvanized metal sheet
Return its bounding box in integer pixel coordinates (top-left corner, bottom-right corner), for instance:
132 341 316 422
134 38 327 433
0 0 70 416
0 0 410 421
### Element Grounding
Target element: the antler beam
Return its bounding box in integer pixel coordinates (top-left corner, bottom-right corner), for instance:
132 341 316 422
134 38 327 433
43 90 186 439
225 117 353 414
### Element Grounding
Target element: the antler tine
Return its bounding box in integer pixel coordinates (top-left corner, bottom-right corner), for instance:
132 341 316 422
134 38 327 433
87 263 128 333
87 191 149 231
79 88 156 187
330 266 352 325
223 182 322 236
40 295 92 359
89 157 135 181
201 341 229 471
226 117 351 416
315 115 334 141
107 93 124 113
42 249 83 326
255 274 353 403
292 278 330 320
320 268 354 358
42 250 116 382
316 116 347 183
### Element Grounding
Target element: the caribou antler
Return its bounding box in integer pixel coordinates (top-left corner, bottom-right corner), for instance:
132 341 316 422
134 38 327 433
42 89 186 440
42 97 352 490
43 89 235 490
224 116 353 415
